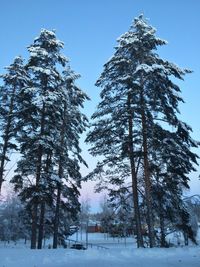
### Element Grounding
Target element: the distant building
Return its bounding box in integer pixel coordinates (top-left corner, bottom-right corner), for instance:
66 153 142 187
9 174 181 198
87 223 102 233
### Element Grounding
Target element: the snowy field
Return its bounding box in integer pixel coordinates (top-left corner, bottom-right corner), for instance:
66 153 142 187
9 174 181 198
1 245 200 267
1 233 200 267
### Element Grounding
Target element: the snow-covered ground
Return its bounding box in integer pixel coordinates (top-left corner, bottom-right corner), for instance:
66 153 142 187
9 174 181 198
1 232 200 267
1 245 200 267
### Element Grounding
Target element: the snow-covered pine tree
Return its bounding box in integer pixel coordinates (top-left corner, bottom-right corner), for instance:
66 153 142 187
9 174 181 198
52 67 89 248
0 57 29 192
86 15 199 248
11 29 89 249
150 123 199 246
11 30 65 249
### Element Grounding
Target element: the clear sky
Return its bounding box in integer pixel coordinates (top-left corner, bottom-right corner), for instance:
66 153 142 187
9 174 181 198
1 0 200 211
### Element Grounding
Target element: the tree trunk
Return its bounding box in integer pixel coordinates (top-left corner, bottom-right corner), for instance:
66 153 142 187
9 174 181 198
156 176 166 247
159 211 166 247
53 184 61 249
127 93 144 248
184 232 189 246
37 202 45 249
31 102 45 249
30 147 42 249
31 203 38 249
53 103 66 249
37 151 52 249
141 105 155 247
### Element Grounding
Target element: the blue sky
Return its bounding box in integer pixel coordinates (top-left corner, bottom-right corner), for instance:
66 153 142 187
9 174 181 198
1 0 200 210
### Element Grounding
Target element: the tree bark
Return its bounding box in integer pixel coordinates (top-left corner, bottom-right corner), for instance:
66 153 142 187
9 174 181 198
31 203 38 249
159 208 166 247
141 100 155 247
37 201 45 249
37 151 52 249
53 103 66 249
53 184 61 249
127 93 144 248
156 176 166 247
31 102 45 249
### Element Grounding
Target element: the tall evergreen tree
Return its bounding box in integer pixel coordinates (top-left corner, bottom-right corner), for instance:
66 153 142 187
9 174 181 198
150 123 199 246
11 29 88 249
52 67 89 248
86 15 199 247
0 57 28 192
